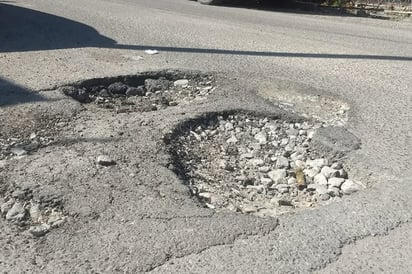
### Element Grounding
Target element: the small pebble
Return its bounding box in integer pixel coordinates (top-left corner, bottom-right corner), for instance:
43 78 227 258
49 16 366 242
242 205 257 213
314 173 328 186
97 155 116 166
29 224 50 237
174 79 189 87
321 166 339 179
341 180 364 194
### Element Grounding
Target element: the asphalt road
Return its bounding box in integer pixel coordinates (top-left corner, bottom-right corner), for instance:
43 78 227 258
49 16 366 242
1 0 412 273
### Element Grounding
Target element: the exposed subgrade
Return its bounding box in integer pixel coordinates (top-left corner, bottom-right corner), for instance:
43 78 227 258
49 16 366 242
165 111 365 217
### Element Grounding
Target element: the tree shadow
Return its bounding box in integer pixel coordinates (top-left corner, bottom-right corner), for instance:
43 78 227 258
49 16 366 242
0 77 46 106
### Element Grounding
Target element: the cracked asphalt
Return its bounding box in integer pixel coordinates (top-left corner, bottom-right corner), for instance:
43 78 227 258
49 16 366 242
1 0 411 273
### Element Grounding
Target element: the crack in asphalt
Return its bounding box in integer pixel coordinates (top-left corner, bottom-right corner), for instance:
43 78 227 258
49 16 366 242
138 213 216 222
146 219 279 272
315 217 412 272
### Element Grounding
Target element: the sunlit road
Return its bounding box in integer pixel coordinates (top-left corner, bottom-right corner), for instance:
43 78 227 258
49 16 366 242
1 0 411 272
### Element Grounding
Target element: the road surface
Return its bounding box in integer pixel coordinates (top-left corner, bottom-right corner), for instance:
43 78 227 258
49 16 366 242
0 0 411 273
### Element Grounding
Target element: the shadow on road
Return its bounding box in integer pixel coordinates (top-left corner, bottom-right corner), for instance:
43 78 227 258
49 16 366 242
0 77 46 106
0 3 115 52
113 44 412 61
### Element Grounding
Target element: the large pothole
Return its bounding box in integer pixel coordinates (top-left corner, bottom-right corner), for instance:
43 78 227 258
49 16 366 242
60 70 215 113
166 111 365 217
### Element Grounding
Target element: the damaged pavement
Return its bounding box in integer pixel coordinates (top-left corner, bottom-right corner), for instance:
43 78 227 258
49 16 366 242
1 0 412 273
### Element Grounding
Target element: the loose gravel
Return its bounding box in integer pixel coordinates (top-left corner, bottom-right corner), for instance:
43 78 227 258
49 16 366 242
167 112 365 217
60 72 215 113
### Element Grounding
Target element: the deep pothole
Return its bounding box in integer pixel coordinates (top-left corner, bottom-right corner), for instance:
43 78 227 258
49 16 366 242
166 111 365 217
60 71 215 113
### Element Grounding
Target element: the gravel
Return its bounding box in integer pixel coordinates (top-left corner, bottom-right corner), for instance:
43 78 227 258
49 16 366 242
167 112 365 217
61 73 215 113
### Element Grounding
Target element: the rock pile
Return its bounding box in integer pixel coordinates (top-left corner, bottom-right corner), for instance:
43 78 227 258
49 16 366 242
169 113 365 217
61 76 215 113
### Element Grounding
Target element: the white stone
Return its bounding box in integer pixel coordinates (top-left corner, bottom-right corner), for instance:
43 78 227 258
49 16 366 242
321 166 339 179
268 169 287 184
276 184 289 189
225 122 234 131
47 211 65 227
242 205 257 213
277 187 290 194
218 160 229 169
306 158 328 169
174 79 189 87
341 180 365 194
276 156 289 169
287 177 297 185
0 160 7 170
304 168 319 179
258 166 270 173
249 159 265 167
299 130 307 136
284 144 294 152
240 153 254 159
261 178 273 187
331 162 343 170
198 192 212 201
251 128 260 135
190 131 202 141
307 130 316 139
314 173 328 186
29 203 42 223
254 132 267 145
294 160 306 168
315 184 328 195
319 194 331 201
280 138 289 146
328 177 345 188
226 136 238 143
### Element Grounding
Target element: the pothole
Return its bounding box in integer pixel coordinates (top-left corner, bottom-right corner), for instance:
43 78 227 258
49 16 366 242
166 111 365 217
60 71 215 113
